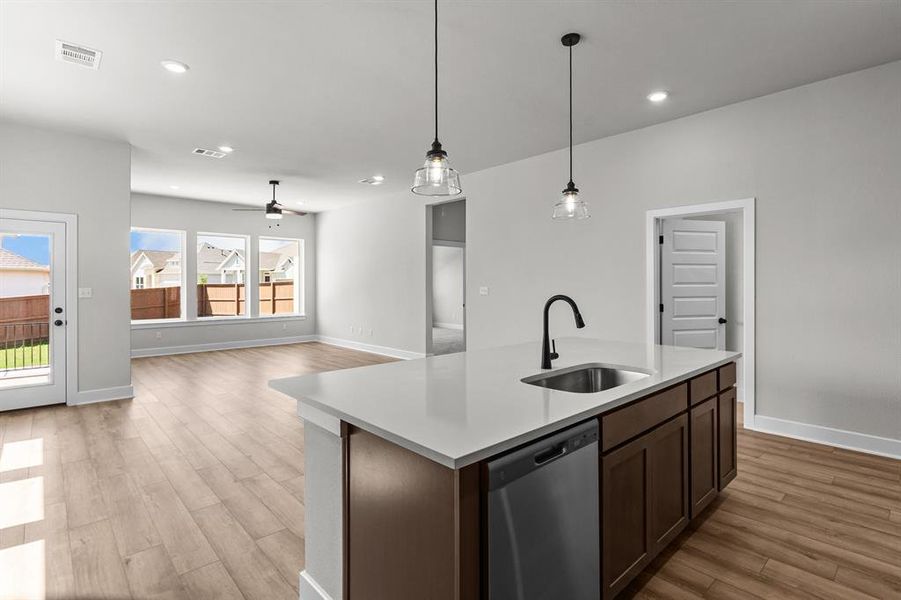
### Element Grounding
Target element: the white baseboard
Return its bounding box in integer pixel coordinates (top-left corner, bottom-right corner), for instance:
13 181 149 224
69 384 135 406
316 336 425 360
131 335 318 358
299 570 335 600
751 415 901 460
433 322 464 330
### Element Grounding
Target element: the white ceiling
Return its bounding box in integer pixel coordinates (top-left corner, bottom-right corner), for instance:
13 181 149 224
2 1 900 212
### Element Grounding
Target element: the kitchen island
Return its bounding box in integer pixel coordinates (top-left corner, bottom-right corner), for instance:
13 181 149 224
271 338 740 600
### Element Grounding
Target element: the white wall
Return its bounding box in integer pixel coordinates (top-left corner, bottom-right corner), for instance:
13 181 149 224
316 194 427 354
130 193 316 354
0 120 133 396
316 61 901 442
432 245 464 328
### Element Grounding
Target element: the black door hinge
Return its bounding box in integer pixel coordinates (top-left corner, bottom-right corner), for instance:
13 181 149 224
659 303 664 313
659 235 664 244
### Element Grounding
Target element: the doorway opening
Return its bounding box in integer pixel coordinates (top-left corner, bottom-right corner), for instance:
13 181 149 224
0 210 77 411
426 199 465 356
646 198 755 428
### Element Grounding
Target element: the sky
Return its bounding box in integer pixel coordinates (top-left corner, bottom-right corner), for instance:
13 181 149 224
1 235 50 266
130 230 182 252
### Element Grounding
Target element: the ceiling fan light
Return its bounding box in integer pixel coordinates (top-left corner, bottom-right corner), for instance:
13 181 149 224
265 211 283 220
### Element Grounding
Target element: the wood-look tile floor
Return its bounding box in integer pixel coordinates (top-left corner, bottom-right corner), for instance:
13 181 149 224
0 342 898 599
0 342 393 600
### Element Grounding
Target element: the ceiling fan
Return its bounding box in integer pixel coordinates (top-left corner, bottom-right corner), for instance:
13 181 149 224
232 180 306 219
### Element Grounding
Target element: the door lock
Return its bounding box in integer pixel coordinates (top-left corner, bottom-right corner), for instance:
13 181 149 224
718 317 728 324
54 319 64 327
54 307 63 314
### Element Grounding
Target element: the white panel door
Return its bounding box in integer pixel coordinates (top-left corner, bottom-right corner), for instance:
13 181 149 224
661 219 726 350
0 219 67 410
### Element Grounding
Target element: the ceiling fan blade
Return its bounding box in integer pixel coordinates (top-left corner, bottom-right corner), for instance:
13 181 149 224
281 209 308 216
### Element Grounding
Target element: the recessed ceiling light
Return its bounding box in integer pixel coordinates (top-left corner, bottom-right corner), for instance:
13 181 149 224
161 60 189 74
647 90 669 103
359 175 385 185
218 145 234 153
169 185 180 190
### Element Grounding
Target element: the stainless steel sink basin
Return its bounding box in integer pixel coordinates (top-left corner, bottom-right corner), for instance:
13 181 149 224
522 363 650 394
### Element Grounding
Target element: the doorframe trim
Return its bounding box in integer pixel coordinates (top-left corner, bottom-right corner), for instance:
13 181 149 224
645 198 756 428
1 208 79 405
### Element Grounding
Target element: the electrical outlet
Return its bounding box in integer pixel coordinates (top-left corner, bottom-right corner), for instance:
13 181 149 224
78 287 93 298
282 323 288 331
155 331 162 340
367 328 373 337
479 286 489 296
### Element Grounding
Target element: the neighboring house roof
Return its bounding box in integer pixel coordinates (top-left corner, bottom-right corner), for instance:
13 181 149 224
198 242 234 275
130 250 178 272
0 248 49 271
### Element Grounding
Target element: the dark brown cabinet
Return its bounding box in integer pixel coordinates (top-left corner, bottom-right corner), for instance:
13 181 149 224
718 387 737 489
601 413 689 600
689 397 718 517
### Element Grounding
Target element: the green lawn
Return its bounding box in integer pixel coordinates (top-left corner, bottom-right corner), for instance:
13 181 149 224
0 342 49 370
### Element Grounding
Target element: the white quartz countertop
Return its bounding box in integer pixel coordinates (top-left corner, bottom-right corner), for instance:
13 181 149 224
270 338 740 469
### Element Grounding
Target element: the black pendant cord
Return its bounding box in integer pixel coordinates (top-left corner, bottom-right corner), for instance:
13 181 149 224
568 42 573 186
434 0 439 144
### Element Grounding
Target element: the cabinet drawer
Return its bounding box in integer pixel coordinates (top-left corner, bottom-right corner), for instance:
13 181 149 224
602 383 687 452
689 371 717 406
718 362 736 391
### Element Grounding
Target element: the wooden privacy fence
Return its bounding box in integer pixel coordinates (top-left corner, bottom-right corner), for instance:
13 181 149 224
259 281 295 315
0 294 49 342
131 287 181 320
198 283 245 317
131 282 294 319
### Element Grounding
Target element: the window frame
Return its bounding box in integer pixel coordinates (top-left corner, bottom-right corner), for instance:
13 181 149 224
196 231 252 320
129 227 187 324
257 236 304 318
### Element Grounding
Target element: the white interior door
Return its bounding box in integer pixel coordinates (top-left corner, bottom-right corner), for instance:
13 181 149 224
0 219 67 410
660 219 726 350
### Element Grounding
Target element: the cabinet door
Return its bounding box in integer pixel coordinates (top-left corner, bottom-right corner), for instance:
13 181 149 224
601 435 650 600
647 414 689 554
690 398 718 518
718 387 738 489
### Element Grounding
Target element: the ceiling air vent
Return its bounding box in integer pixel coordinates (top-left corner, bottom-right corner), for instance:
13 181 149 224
192 148 228 159
55 40 102 70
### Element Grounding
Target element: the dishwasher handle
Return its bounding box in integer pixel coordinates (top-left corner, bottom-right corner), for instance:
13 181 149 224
534 443 567 465
486 420 599 491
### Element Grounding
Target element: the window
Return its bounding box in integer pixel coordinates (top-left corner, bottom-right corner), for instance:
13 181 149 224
130 228 185 321
197 233 249 317
259 238 302 316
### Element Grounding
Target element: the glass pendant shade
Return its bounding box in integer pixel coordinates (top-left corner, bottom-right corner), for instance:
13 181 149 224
553 186 589 220
412 150 461 196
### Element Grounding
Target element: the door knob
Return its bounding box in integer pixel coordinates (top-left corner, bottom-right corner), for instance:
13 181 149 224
54 307 63 314
718 317 728 324
54 319 64 326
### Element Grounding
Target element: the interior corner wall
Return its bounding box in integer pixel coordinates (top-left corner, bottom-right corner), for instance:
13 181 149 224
316 194 428 355
129 193 317 353
0 119 133 396
315 60 901 442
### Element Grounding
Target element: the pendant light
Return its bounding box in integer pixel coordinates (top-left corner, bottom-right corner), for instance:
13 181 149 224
553 33 589 220
412 0 462 196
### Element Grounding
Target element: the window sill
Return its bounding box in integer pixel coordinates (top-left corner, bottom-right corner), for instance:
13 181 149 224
131 315 307 330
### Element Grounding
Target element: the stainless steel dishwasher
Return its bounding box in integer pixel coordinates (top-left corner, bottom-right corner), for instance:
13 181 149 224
486 420 600 600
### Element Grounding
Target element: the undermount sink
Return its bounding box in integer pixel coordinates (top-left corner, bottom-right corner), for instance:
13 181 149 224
522 363 650 394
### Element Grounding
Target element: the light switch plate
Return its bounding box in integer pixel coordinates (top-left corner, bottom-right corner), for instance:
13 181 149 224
78 287 93 298
479 286 489 296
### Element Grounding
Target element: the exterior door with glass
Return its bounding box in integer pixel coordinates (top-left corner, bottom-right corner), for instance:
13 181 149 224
0 218 67 410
